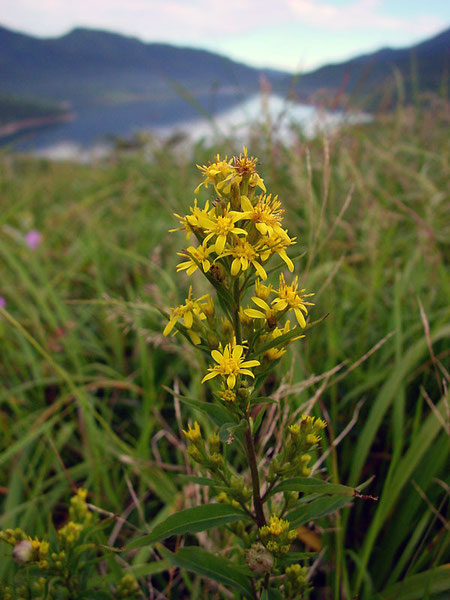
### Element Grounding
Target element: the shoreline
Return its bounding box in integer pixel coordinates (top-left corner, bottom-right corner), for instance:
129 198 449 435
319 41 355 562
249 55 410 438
0 112 76 139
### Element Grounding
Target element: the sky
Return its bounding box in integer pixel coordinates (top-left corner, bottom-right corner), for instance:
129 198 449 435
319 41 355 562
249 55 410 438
1 0 449 72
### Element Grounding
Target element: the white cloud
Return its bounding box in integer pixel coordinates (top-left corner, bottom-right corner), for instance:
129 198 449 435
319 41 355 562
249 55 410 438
286 0 442 34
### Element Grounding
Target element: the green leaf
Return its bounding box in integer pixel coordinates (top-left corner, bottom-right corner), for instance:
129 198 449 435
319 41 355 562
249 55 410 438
160 545 254 598
261 588 284 600
162 386 237 427
277 552 316 566
373 565 450 600
219 420 247 443
248 314 328 359
267 476 370 499
125 503 249 550
287 495 352 527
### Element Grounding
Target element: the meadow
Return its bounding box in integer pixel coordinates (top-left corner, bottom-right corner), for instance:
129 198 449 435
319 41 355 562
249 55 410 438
0 97 449 598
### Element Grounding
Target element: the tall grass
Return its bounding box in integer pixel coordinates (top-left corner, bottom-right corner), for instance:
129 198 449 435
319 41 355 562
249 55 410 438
0 98 449 598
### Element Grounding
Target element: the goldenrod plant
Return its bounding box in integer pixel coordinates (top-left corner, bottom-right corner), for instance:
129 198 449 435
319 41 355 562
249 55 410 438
0 490 140 599
124 148 369 599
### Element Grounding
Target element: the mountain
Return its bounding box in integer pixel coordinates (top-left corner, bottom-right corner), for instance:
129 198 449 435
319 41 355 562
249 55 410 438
0 25 287 109
290 27 449 107
0 24 448 127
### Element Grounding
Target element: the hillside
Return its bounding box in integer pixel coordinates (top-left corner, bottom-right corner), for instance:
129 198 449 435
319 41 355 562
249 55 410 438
0 25 287 108
0 24 448 129
290 27 449 106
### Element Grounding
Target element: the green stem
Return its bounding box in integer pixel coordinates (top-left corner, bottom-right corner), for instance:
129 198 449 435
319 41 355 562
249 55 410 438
244 417 266 528
233 278 242 344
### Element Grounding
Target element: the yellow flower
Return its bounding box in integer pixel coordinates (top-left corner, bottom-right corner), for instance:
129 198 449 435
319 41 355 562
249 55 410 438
163 287 208 339
183 421 202 444
271 274 314 328
262 516 291 537
202 340 260 389
196 205 248 254
264 321 304 360
244 297 278 328
240 194 287 239
219 237 267 280
259 231 296 272
171 199 213 238
177 242 213 275
195 154 234 195
259 516 297 556
219 147 266 194
254 279 272 301
220 389 237 403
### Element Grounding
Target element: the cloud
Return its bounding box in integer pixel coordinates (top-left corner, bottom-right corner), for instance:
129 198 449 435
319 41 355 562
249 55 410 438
286 0 443 34
2 0 445 41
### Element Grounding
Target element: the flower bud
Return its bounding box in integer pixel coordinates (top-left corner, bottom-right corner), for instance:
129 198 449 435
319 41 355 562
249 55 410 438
13 540 33 564
245 542 274 575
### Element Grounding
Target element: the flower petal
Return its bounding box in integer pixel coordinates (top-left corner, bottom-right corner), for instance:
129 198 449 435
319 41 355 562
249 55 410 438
227 374 236 388
202 371 219 383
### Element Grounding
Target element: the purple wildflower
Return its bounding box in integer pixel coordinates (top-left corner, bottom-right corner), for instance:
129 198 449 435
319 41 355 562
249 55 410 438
0 296 5 309
25 230 42 250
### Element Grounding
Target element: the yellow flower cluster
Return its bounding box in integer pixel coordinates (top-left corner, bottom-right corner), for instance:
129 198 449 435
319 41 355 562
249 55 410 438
164 147 315 396
259 516 297 556
0 489 93 573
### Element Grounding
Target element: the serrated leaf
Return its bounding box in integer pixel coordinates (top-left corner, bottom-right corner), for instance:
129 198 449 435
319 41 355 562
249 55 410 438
125 503 248 550
159 545 253 598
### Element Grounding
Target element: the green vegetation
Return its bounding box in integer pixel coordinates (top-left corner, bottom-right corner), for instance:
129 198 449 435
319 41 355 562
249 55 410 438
0 95 68 127
0 98 449 598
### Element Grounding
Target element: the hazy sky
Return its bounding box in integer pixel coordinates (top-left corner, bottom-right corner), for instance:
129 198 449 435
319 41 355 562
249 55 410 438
1 0 449 71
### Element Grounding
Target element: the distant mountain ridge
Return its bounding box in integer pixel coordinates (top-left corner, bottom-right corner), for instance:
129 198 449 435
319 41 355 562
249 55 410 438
0 25 287 108
291 27 449 106
0 24 448 117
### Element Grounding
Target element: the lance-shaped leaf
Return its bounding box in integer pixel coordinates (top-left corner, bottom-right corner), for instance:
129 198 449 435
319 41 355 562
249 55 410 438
248 314 328 359
266 476 372 499
162 386 237 427
287 495 352 528
374 564 450 600
125 503 249 550
159 545 254 599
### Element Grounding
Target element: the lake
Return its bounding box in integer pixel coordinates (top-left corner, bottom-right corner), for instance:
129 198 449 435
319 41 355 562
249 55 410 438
1 93 370 160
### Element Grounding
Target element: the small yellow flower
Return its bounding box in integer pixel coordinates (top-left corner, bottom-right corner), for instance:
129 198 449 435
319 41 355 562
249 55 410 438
240 194 287 239
195 155 234 195
219 147 266 194
220 389 237 403
177 242 213 275
244 297 278 328
219 238 267 280
271 274 314 328
260 516 297 556
171 199 213 238
202 340 260 389
183 421 202 444
196 205 248 254
263 321 305 360
254 279 272 301
163 287 208 337
259 231 296 272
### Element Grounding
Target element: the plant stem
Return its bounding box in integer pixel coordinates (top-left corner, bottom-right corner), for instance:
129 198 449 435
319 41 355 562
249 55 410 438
244 417 266 528
233 278 242 344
